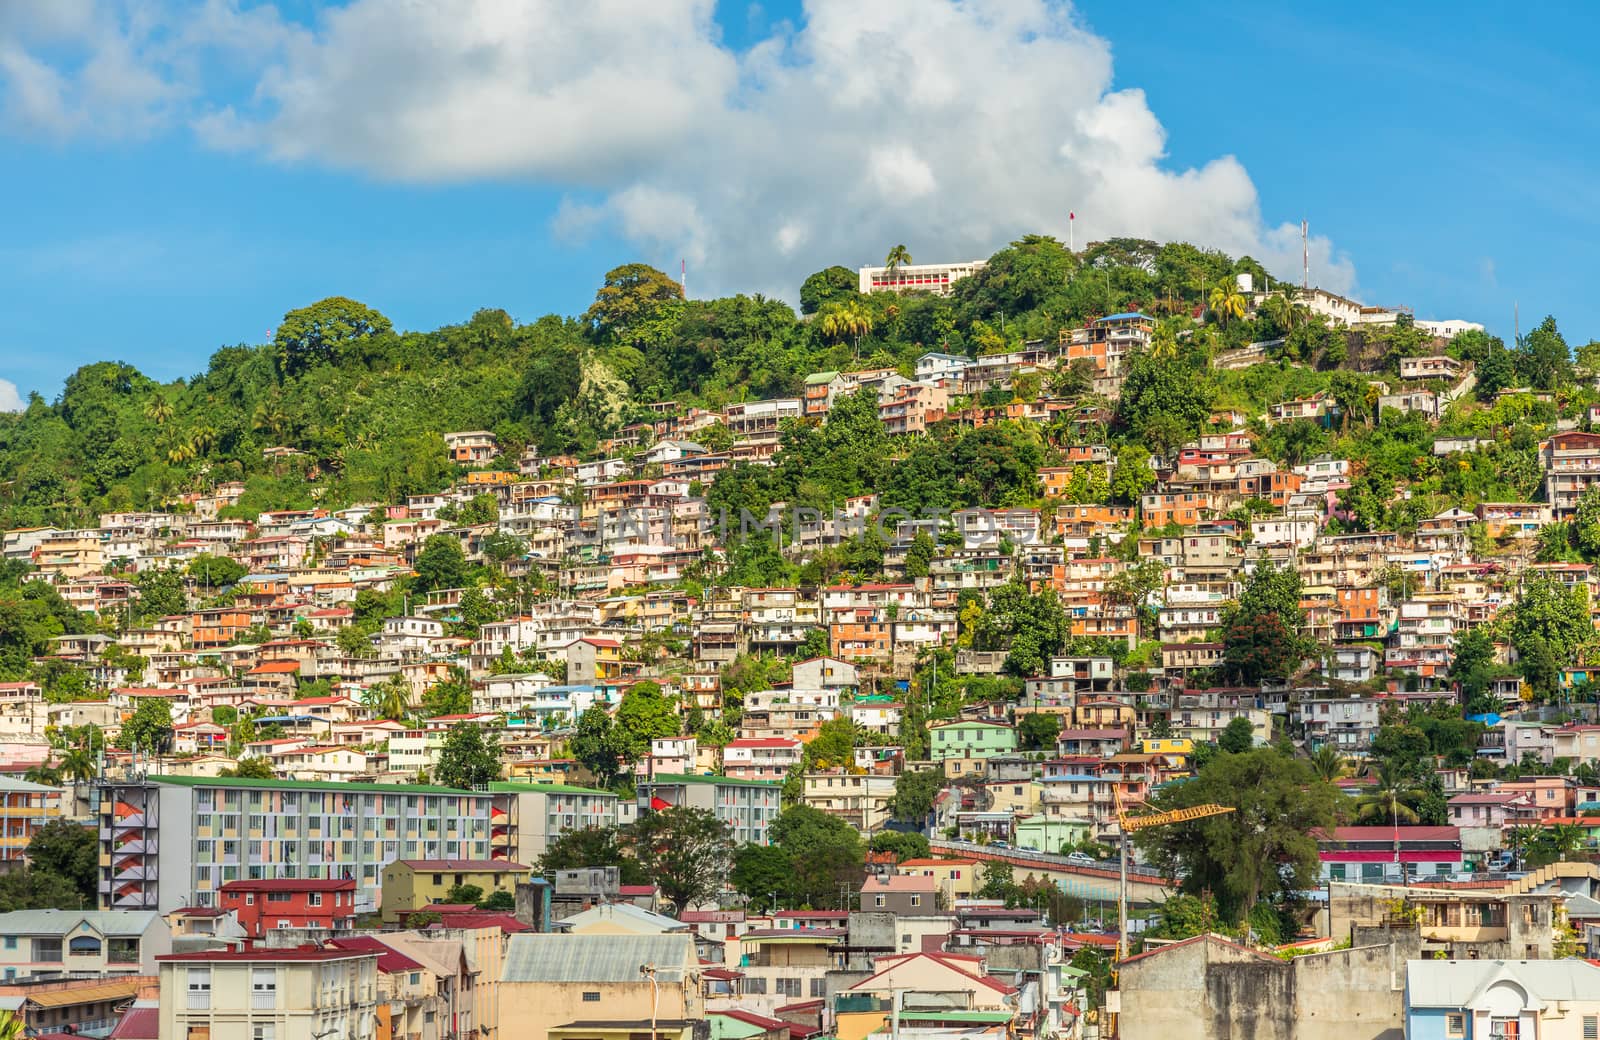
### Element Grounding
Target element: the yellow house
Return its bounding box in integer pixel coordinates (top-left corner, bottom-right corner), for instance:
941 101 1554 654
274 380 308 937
833 952 1017 1040
983 779 1042 816
1139 738 1194 756
890 859 982 903
500 933 703 1040
379 858 533 923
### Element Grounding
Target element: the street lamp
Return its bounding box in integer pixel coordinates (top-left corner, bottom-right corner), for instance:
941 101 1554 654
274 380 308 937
640 963 659 1040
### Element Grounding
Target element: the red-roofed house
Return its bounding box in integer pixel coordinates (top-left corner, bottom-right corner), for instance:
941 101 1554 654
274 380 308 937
723 737 803 781
219 877 358 938
565 636 623 685
834 953 1017 1040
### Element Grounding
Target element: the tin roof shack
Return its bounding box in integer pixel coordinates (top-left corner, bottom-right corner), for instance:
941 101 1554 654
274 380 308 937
1114 933 1405 1040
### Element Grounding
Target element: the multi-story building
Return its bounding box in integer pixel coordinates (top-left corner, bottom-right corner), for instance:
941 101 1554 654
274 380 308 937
721 738 802 782
98 776 496 913
1542 431 1600 516
158 946 379 1040
858 260 986 297
636 774 781 846
489 782 632 863
801 772 896 831
379 859 533 923
928 721 1018 762
0 777 65 863
1063 312 1152 376
0 909 170 980
218 878 358 939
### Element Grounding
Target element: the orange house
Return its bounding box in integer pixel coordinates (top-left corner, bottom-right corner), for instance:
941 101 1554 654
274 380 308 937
192 609 253 649
1140 492 1212 528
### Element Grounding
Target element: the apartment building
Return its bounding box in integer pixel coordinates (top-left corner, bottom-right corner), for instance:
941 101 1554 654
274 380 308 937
636 774 781 846
0 777 65 864
1542 431 1600 516
158 946 379 1040
722 738 802 782
859 260 986 296
379 859 533 923
98 776 496 913
0 909 170 980
219 878 358 939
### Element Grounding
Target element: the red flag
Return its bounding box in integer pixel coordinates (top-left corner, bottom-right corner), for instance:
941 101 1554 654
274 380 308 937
1069 212 1075 220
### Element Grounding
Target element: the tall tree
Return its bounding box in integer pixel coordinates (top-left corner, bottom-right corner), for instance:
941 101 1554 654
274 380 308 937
885 245 912 274
628 806 733 912
274 296 392 376
1135 748 1342 925
433 723 501 788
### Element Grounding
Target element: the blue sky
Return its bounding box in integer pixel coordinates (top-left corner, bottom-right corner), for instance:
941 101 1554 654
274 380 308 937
0 0 1595 405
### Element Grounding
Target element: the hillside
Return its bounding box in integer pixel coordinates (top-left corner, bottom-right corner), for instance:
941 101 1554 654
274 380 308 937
0 236 1483 531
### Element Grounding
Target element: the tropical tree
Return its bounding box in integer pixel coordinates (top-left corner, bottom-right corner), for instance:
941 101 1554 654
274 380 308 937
361 675 414 722
1309 743 1347 782
1208 283 1247 326
819 302 875 358
885 244 912 275
1354 762 1424 825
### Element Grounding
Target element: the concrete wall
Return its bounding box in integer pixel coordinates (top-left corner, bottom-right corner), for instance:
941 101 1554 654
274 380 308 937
1118 936 1403 1040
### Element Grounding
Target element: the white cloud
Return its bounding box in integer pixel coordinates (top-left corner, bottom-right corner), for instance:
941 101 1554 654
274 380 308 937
1 0 1356 296
0 379 23 413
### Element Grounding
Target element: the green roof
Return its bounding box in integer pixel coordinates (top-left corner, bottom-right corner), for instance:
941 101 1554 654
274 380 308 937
804 371 841 384
490 781 617 797
641 772 781 789
149 775 493 797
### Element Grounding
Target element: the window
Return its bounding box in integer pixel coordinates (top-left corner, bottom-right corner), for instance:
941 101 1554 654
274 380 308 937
309 893 323 907
432 874 443 886
69 936 102 956
253 1024 275 1040
252 967 276 1009
1 937 13 950
187 967 211 1009
1584 1017 1598 1040
582 992 601 1002
1446 1013 1465 1036
777 978 803 998
33 938 61 963
245 894 255 905
811 979 826 998
874 895 885 908
910 896 921 907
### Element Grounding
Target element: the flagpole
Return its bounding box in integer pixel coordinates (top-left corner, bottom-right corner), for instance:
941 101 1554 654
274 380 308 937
1069 212 1075 253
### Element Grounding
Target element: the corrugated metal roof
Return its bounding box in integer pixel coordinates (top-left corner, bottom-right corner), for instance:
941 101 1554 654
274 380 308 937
1406 959 1600 1007
0 909 158 936
502 934 695 984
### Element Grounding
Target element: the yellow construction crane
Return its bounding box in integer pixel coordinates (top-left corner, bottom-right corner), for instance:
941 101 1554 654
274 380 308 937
1113 790 1236 961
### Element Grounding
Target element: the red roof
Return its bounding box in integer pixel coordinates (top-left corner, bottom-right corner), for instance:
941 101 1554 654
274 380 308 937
393 859 530 871
219 878 359 896
422 911 533 932
159 947 370 963
1319 826 1460 842
326 936 425 973
712 1010 790 1031
109 1006 158 1040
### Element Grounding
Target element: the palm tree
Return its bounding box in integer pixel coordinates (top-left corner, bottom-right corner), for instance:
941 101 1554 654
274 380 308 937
361 677 413 723
0 1009 25 1040
820 303 874 359
143 395 175 427
1208 283 1247 326
1309 743 1347 782
57 743 96 785
885 244 912 275
1355 763 1423 825
1261 286 1308 336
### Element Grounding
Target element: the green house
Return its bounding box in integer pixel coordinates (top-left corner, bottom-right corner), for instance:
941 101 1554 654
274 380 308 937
929 720 1018 761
